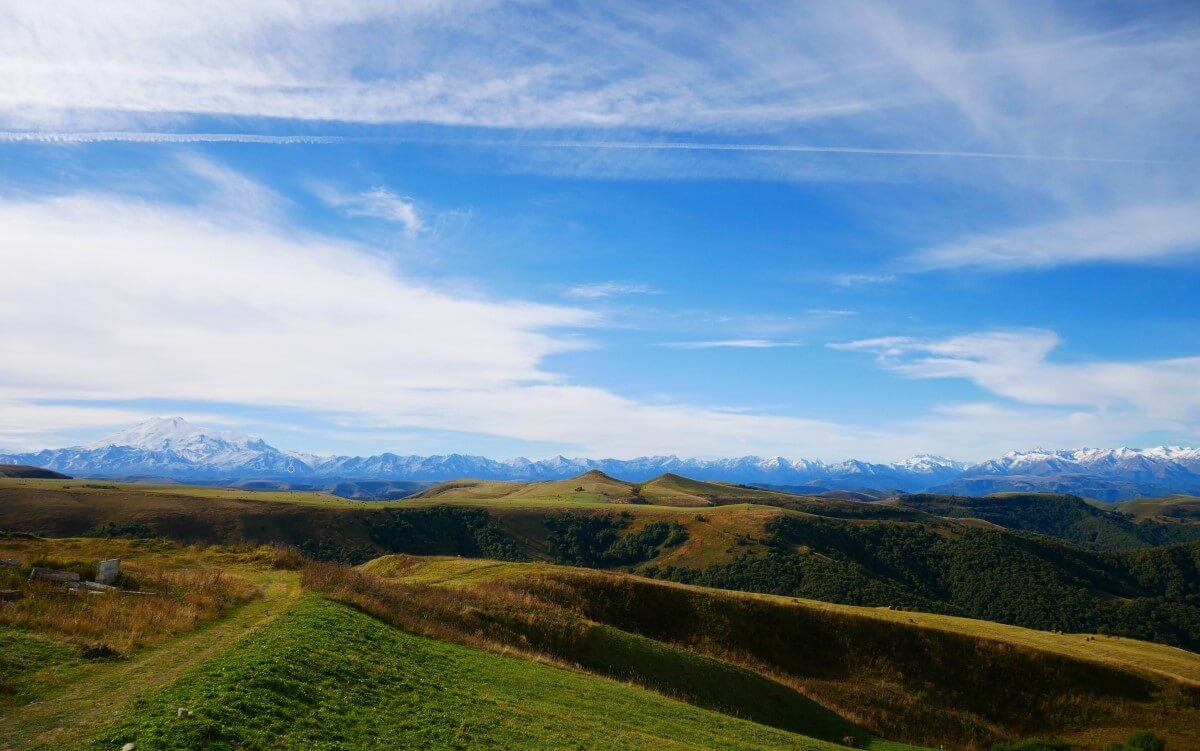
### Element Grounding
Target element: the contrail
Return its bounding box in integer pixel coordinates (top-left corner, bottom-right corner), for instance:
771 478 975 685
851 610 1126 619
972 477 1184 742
0 131 1175 165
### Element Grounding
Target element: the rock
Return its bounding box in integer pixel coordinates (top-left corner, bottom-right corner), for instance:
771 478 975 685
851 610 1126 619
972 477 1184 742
0 589 23 601
176 706 191 718
842 736 859 747
1 558 21 567
96 558 121 585
28 567 80 583
121 743 136 751
80 581 116 592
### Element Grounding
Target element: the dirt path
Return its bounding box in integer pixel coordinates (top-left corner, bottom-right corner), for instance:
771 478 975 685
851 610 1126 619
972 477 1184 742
0 571 300 751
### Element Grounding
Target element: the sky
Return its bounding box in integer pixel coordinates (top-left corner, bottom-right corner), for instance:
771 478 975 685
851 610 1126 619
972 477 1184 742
1 0 1199 462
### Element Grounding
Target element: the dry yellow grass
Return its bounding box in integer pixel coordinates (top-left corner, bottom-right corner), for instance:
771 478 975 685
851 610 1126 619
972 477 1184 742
0 570 256 652
0 537 276 651
377 554 1200 685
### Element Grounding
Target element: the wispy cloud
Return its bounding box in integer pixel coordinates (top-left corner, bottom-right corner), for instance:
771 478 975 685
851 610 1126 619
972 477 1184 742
317 186 423 237
662 339 802 349
2 2 1193 160
564 282 658 300
3 132 1171 165
909 201 1200 271
807 308 856 317
834 329 1200 421
833 273 896 286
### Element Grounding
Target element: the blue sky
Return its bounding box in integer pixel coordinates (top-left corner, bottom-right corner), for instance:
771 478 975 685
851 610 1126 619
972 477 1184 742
1 0 1198 461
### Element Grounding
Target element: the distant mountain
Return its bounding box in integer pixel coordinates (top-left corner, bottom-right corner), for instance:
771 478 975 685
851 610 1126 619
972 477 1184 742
2 417 1200 500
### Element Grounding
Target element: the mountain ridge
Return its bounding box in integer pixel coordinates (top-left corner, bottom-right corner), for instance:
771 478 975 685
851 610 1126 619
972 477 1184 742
2 417 1200 500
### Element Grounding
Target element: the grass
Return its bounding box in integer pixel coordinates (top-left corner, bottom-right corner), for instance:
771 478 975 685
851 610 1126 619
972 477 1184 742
383 555 1200 684
364 555 1200 751
0 628 79 709
86 593 848 751
308 561 909 749
0 477 371 507
1116 495 1200 523
0 568 255 652
0 570 300 751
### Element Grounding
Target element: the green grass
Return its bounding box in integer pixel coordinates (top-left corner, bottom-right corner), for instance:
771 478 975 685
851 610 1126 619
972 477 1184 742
0 627 80 709
360 554 1200 750
0 477 376 507
87 594 846 751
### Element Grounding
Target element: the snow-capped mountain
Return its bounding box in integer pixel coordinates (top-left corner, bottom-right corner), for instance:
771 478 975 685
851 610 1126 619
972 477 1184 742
2 418 1199 500
84 416 282 467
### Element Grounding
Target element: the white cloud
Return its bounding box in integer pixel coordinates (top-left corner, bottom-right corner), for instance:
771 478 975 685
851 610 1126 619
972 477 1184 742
661 339 802 350
834 329 1200 422
317 186 423 237
833 273 895 286
910 202 1200 270
0 403 159 451
0 181 881 459
564 282 657 300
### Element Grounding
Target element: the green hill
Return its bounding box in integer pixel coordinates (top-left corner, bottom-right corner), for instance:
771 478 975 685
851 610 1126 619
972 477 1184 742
0 464 69 479
348 554 1200 751
86 593 850 751
2 533 1198 751
894 492 1200 550
5 478 1200 650
1116 495 1200 524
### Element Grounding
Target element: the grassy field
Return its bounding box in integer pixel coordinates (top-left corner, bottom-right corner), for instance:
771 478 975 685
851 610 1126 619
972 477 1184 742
83 593 851 751
0 538 302 751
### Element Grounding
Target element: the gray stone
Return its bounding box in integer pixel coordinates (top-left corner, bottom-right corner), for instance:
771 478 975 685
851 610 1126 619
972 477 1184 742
176 706 192 718
0 589 23 601
1 558 21 567
81 580 116 592
28 567 80 583
121 743 136 751
96 558 121 585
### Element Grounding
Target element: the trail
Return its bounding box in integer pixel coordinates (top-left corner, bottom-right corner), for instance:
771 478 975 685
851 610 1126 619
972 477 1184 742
0 571 300 751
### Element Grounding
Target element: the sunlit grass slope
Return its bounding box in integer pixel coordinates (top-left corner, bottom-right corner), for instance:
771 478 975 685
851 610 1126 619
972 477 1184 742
360 554 1200 750
87 593 847 751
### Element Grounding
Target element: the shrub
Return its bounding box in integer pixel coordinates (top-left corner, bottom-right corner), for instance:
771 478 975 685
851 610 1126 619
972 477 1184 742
1105 731 1166 751
994 738 1071 751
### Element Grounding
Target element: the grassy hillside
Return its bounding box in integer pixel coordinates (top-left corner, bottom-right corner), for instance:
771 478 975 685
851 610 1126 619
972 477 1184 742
895 493 1200 550
353 555 1200 751
85 593 849 751
6 479 1200 650
645 514 1200 649
2 532 1197 750
1117 495 1200 524
0 465 69 479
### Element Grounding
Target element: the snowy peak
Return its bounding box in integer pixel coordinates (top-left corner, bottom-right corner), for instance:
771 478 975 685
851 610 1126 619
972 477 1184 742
84 417 280 467
86 416 262 451
893 455 967 473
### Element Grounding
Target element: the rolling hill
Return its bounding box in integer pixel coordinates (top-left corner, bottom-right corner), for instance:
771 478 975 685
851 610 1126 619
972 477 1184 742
893 492 1200 550
3 533 1199 750
5 475 1200 651
0 464 69 479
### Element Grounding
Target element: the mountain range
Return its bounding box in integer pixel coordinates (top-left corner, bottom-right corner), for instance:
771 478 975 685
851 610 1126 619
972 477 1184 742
3 417 1200 500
